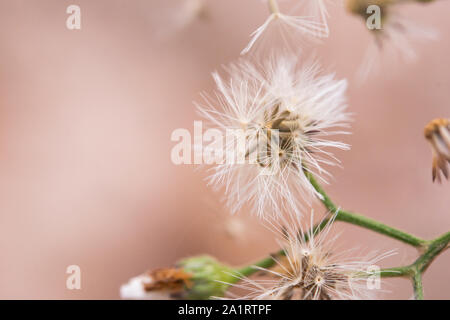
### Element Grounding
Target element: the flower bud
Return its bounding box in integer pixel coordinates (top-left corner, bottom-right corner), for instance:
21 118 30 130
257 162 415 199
178 255 237 299
120 255 236 300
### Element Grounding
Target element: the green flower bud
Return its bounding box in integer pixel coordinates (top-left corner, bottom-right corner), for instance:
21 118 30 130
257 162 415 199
178 255 238 300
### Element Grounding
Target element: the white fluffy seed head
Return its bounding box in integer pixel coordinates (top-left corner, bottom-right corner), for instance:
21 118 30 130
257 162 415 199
229 213 394 300
197 54 350 219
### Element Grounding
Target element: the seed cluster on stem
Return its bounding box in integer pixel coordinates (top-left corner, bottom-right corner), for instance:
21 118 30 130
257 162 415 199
234 172 450 300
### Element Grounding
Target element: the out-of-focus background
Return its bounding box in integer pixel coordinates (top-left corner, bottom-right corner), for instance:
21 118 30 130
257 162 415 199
0 0 448 299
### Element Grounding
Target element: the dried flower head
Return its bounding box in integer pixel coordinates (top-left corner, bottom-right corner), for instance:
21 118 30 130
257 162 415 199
120 268 192 300
424 118 450 183
242 0 329 55
230 214 393 300
120 256 237 300
197 54 350 218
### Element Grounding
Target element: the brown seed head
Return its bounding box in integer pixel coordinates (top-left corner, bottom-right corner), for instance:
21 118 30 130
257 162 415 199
270 250 350 300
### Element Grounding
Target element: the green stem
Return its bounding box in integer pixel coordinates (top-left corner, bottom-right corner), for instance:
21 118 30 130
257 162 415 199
415 232 450 273
305 171 428 248
236 218 332 278
379 266 413 278
237 254 280 278
335 210 426 247
232 174 450 299
412 272 424 300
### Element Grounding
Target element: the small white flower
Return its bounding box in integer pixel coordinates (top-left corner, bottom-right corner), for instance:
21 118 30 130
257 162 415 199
197 54 350 218
230 213 394 300
242 0 329 55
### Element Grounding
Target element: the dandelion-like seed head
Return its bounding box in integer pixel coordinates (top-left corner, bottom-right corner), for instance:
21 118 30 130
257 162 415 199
198 55 350 218
424 118 450 183
231 214 392 300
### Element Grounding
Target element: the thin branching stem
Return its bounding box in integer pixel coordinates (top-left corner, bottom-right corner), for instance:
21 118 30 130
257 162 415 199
305 171 428 248
236 218 331 277
412 272 424 300
233 173 450 299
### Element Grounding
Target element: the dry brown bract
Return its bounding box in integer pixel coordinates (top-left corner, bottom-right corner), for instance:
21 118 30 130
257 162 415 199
424 118 450 183
143 268 192 296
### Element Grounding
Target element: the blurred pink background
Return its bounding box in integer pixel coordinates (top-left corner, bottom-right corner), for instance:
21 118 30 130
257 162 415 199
0 0 449 299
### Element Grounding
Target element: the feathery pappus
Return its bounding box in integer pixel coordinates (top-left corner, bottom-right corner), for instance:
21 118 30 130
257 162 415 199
197 54 350 218
424 118 450 183
289 0 341 34
228 213 394 300
242 0 331 55
346 0 438 81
